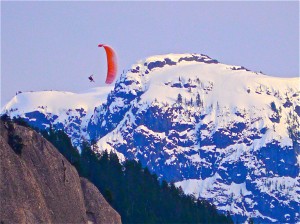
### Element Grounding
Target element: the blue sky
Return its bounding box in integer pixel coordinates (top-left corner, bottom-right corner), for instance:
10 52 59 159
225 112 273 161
1 1 299 107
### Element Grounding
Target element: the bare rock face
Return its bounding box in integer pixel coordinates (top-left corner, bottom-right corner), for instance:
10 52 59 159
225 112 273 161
0 121 121 224
81 178 121 224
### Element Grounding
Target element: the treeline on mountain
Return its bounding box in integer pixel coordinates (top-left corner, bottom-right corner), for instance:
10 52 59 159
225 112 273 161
44 129 233 223
3 115 233 223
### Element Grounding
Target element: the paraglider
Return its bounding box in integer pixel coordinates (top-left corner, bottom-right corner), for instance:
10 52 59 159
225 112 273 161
88 75 95 82
98 44 117 84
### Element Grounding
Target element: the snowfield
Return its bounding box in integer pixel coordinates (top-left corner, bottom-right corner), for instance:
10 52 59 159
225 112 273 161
2 53 300 223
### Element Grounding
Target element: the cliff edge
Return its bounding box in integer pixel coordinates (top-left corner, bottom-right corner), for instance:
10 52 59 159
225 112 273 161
0 119 121 224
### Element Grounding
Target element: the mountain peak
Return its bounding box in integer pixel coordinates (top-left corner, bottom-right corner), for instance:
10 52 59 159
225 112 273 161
2 52 300 223
143 53 218 65
127 53 219 76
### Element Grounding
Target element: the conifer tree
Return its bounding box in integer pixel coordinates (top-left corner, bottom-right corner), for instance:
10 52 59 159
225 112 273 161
196 93 201 107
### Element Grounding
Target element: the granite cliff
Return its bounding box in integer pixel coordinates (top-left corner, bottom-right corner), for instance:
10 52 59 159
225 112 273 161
0 119 121 224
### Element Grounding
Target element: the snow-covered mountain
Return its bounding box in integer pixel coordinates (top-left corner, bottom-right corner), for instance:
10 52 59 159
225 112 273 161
2 87 113 146
2 53 300 223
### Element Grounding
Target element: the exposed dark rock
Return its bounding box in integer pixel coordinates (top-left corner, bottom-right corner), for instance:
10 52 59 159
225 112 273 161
295 105 300 117
0 121 121 224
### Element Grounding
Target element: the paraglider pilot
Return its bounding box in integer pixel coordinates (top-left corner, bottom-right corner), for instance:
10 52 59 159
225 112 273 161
88 75 95 82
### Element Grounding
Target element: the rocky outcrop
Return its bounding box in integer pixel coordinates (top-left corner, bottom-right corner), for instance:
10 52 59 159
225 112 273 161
0 120 121 224
80 178 121 224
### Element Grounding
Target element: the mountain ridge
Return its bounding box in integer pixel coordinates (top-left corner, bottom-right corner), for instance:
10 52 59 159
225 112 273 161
2 53 299 223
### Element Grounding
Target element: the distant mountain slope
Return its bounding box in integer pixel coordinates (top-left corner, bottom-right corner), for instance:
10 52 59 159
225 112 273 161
2 87 113 147
2 53 299 223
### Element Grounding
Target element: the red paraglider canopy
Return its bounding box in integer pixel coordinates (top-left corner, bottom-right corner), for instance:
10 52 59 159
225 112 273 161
98 44 117 84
